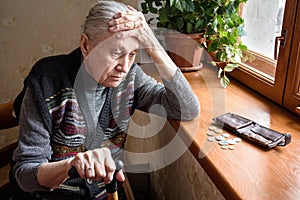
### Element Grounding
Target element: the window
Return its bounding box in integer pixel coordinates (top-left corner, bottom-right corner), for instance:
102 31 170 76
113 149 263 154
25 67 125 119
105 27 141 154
230 0 300 115
242 0 285 80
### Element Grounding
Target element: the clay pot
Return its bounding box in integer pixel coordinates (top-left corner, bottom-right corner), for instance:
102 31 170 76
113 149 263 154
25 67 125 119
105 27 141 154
164 32 205 72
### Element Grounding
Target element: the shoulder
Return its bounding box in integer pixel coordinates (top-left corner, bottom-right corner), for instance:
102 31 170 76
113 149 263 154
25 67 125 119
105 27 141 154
29 48 82 77
24 48 82 90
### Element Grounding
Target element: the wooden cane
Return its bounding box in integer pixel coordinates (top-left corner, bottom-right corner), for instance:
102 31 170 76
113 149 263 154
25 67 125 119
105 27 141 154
106 160 124 200
68 160 124 200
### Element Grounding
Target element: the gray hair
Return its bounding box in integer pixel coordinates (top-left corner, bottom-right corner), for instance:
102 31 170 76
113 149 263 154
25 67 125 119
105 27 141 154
83 0 127 40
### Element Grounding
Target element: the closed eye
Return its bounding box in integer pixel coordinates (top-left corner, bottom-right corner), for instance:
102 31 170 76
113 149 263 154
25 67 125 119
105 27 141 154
112 50 122 57
129 51 137 59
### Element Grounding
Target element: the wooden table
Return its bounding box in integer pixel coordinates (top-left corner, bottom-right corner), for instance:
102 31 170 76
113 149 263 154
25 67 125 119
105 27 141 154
174 65 300 200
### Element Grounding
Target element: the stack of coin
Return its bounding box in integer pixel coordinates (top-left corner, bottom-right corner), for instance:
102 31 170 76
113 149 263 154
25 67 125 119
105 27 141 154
206 124 242 150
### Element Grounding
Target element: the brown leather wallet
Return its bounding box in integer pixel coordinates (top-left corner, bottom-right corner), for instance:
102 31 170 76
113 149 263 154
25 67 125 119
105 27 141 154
213 113 291 148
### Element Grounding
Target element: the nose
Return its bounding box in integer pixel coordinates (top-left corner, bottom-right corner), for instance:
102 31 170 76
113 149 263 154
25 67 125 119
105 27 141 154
115 55 131 73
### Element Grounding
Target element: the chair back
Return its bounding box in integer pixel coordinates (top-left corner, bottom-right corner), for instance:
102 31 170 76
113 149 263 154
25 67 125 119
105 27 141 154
0 100 19 200
0 101 18 129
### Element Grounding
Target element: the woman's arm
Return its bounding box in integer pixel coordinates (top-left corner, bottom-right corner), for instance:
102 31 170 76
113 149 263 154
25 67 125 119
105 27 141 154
132 65 200 120
13 87 61 191
108 6 200 120
13 88 123 192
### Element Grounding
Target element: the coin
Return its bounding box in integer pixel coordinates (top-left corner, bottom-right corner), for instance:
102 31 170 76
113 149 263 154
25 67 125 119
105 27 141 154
218 140 228 146
208 125 217 131
228 146 236 150
227 139 237 145
214 128 223 134
222 133 230 138
221 146 228 150
207 136 216 142
215 135 226 141
207 131 215 136
233 137 242 142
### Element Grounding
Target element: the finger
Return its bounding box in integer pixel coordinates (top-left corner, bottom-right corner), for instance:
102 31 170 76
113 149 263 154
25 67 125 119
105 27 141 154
112 11 136 20
112 11 125 19
103 165 115 184
94 160 107 181
85 165 95 179
109 14 138 28
72 153 86 178
109 22 135 32
92 148 113 181
127 5 137 12
116 170 125 182
84 154 95 179
103 155 116 184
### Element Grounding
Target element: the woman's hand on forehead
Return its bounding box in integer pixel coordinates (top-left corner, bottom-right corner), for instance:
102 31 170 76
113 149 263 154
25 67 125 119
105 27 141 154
108 5 145 32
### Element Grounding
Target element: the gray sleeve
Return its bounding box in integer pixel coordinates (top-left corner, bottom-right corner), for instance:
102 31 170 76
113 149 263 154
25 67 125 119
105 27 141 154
13 87 52 192
162 69 200 120
134 67 200 121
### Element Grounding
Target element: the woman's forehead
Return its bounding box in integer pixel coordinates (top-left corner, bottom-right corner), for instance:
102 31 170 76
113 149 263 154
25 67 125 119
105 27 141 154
93 34 139 53
114 37 139 51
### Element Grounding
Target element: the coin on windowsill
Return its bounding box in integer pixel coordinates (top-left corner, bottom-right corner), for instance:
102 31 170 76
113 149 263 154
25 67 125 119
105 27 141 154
207 131 215 136
228 146 236 150
214 128 223 134
208 125 217 131
221 146 229 150
222 133 230 138
233 137 242 142
215 135 226 141
207 136 216 142
218 140 228 146
227 139 237 145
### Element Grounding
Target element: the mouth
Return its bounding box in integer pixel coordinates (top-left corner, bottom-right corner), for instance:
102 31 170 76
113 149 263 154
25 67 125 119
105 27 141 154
110 75 123 81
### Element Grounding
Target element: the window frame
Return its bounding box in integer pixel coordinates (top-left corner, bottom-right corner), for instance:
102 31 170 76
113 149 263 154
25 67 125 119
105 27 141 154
230 0 298 105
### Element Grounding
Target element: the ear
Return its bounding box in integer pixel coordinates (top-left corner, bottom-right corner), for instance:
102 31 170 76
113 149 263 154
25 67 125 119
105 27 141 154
80 34 90 58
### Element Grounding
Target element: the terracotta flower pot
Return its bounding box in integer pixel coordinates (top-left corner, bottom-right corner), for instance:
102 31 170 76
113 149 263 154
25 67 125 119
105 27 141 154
164 32 205 72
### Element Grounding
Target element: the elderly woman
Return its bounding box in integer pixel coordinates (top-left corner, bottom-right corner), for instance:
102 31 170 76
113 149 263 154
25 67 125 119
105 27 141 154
12 1 199 199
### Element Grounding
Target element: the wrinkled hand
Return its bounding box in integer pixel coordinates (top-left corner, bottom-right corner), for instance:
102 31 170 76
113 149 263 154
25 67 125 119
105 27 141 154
108 5 146 32
108 5 158 49
70 147 125 184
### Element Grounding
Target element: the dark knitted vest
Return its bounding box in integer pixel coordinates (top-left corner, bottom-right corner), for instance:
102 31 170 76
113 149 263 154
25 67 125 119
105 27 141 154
14 48 137 162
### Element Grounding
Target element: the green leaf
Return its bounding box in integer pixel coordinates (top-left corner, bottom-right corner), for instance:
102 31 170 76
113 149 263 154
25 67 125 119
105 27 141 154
208 39 220 52
224 63 238 72
177 17 184 30
186 0 195 12
238 44 248 51
170 0 176 7
149 6 158 13
195 18 204 29
212 18 218 32
218 68 223 78
186 22 193 33
159 10 169 23
216 50 228 62
184 13 195 21
141 3 148 14
174 0 186 12
220 74 230 88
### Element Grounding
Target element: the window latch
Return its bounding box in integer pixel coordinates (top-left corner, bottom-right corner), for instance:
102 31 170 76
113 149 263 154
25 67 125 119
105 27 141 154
274 28 287 60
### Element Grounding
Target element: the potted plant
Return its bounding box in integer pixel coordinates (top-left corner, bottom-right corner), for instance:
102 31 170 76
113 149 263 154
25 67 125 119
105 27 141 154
141 0 248 88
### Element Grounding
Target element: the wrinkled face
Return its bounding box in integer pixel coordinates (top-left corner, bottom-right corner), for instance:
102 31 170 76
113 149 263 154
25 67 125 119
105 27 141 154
82 33 139 87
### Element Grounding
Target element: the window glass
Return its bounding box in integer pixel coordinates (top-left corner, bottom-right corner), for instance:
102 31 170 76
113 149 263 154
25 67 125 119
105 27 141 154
241 0 286 80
